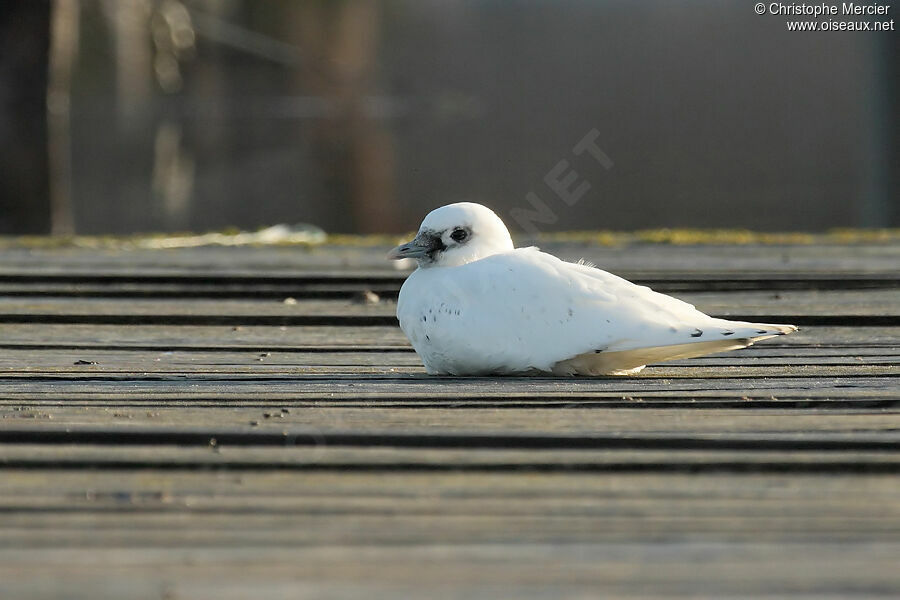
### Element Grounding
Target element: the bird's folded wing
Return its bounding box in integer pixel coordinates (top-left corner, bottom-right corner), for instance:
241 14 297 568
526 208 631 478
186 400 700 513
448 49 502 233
411 248 789 371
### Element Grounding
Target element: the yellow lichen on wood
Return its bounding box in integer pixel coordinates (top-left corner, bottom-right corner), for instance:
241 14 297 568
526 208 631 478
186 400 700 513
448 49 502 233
634 229 817 245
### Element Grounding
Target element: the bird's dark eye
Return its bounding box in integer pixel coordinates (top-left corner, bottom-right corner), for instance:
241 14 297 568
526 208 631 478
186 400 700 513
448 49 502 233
450 228 468 242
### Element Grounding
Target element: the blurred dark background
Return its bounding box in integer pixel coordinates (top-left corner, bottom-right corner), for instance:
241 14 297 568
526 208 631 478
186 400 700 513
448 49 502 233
1 0 897 235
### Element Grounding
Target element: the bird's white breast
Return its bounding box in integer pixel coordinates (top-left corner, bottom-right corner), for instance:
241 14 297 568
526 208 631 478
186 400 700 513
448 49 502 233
396 249 614 375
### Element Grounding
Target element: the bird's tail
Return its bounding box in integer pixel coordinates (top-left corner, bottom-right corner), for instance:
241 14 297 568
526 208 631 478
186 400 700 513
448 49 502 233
552 321 798 376
712 319 798 343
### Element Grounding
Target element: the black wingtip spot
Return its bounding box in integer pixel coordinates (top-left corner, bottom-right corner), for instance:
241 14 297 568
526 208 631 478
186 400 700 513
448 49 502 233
756 329 767 334
722 330 735 336
691 328 703 337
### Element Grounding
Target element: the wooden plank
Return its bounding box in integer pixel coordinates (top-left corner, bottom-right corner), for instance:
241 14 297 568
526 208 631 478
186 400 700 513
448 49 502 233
0 374 896 402
0 289 895 317
2 241 898 274
0 313 892 327
0 323 412 348
2 543 900 600
2 396 896 410
1 363 894 379
7 511 894 548
2 485 900 544
681 289 900 317
0 349 896 378
2 276 899 299
1 444 899 471
4 470 898 516
3 406 899 436
0 323 896 351
2 468 896 495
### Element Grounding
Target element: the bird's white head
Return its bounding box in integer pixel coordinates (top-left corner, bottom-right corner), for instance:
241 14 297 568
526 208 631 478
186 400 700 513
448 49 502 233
388 202 514 268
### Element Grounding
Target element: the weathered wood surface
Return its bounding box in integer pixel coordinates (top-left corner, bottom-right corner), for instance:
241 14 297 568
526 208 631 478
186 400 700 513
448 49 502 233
1 240 897 272
0 289 897 316
0 240 898 598
0 322 896 349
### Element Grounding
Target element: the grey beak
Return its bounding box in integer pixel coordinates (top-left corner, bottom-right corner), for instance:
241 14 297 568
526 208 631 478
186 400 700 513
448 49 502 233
387 240 430 260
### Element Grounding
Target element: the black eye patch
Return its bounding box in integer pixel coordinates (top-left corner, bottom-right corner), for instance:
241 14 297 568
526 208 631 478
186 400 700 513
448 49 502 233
450 228 468 242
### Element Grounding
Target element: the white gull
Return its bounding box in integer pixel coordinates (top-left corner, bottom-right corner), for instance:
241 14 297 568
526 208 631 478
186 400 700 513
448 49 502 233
388 202 797 376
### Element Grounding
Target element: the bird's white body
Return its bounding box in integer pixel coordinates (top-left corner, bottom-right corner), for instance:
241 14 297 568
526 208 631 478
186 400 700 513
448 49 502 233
390 203 796 376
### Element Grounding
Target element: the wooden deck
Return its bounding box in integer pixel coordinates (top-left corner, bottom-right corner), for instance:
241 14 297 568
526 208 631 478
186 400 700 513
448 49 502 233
1 239 898 599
